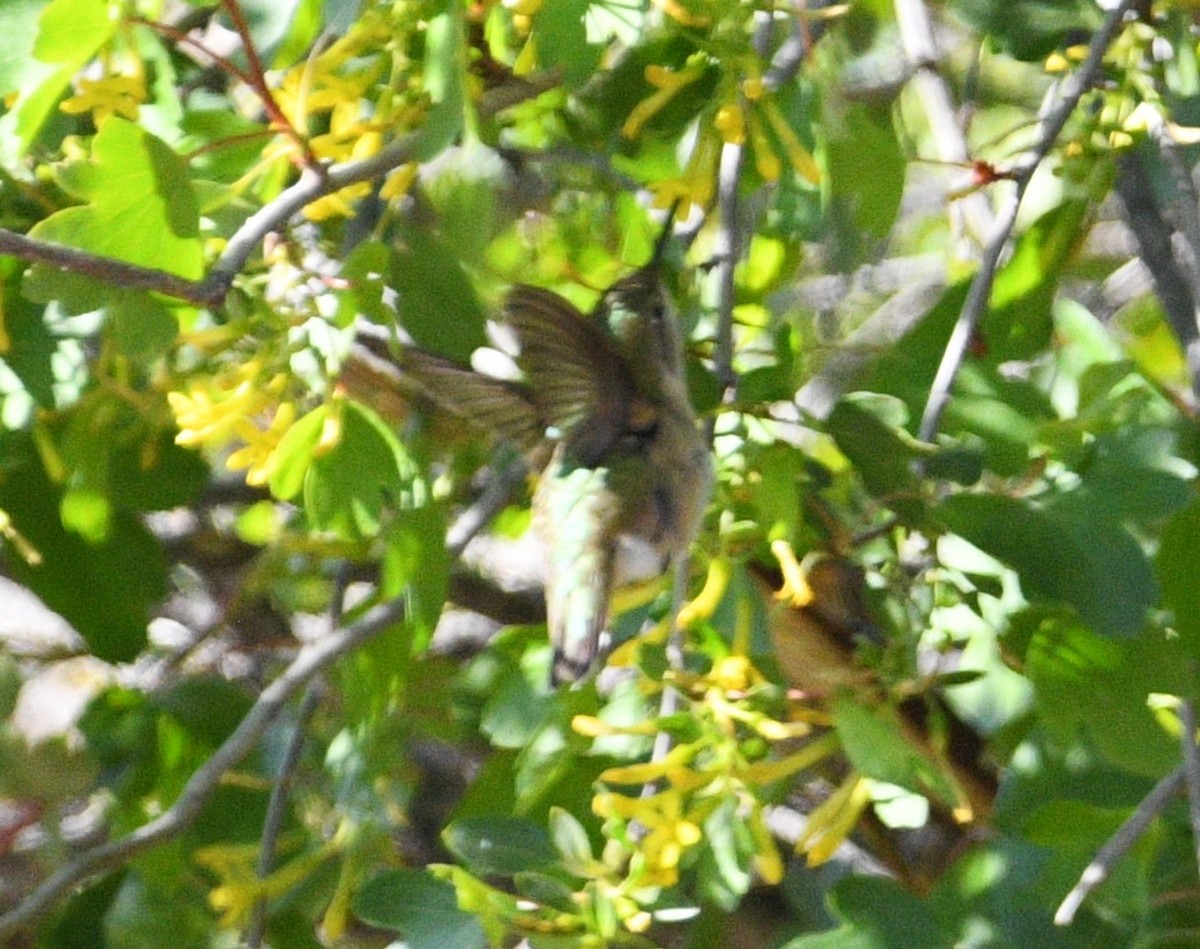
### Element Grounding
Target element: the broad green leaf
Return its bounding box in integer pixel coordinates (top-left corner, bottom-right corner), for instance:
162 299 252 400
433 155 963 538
153 676 255 748
984 200 1090 363
534 0 599 87
32 0 112 62
950 0 1101 61
390 228 488 362
0 0 50 95
0 445 163 662
1022 619 1183 777
108 292 178 361
354 869 486 949
442 817 558 876
823 99 905 258
304 401 420 539
269 404 328 501
29 118 202 278
1157 496 1200 659
832 696 958 805
827 392 923 498
939 493 1156 639
797 875 945 949
415 4 466 160
549 807 593 873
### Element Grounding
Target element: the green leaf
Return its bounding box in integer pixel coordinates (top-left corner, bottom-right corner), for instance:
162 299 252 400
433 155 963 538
534 0 599 87
828 392 923 497
549 806 593 873
29 118 202 278
799 875 945 949
304 401 421 539
390 228 488 362
1158 496 1200 659
1023 618 1183 777
939 493 1156 639
353 869 486 949
950 0 1101 60
0 445 163 662
108 292 178 361
31 0 112 62
442 817 559 877
153 676 255 748
832 696 958 804
414 4 466 160
269 404 328 501
983 200 1090 363
824 99 905 259
0 0 50 95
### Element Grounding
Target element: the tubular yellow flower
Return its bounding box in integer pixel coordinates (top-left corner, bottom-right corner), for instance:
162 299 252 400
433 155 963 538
60 75 145 123
226 401 297 486
622 65 706 139
714 102 746 145
770 539 814 607
795 773 872 866
760 98 820 184
741 732 840 785
747 110 782 181
676 556 730 630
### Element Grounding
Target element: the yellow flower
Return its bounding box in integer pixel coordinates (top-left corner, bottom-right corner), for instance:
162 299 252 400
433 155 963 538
770 539 814 607
169 364 299 487
60 75 146 124
714 103 746 145
226 401 296 486
595 788 702 886
759 98 820 184
622 64 706 139
196 840 336 930
794 773 872 866
648 123 720 213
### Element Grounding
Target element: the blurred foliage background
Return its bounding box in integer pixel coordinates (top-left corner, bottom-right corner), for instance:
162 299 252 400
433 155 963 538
3 0 1200 946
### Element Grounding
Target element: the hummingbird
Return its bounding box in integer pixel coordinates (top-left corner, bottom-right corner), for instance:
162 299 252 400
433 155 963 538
392 250 713 684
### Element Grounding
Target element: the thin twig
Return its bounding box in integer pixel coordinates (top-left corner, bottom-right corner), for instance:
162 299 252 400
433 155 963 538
893 0 993 247
218 0 319 169
245 679 325 948
916 0 1139 444
0 229 218 304
0 74 558 309
0 596 407 939
445 455 530 559
1180 700 1200 881
1055 765 1184 925
244 568 350 948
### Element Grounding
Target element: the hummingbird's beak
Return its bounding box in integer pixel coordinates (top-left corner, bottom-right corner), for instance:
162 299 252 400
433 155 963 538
649 199 681 268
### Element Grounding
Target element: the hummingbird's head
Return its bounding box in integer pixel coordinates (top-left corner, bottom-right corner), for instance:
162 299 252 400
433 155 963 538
596 267 686 380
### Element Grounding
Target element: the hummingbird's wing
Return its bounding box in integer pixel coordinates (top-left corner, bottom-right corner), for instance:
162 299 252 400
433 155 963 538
399 347 544 454
504 286 647 466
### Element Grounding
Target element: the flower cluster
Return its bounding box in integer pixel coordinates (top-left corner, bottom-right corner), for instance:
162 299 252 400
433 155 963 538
167 359 300 486
618 19 823 215
60 74 146 124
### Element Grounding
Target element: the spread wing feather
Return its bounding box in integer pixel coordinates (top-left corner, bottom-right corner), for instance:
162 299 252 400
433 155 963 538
399 347 543 454
504 286 642 466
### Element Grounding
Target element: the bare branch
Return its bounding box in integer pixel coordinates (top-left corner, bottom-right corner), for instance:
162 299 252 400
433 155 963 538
893 0 993 247
916 0 1141 444
1055 765 1184 925
1180 700 1200 881
0 230 220 305
0 595 407 939
0 73 559 309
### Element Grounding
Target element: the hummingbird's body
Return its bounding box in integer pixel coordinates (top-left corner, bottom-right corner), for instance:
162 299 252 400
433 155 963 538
397 265 712 683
